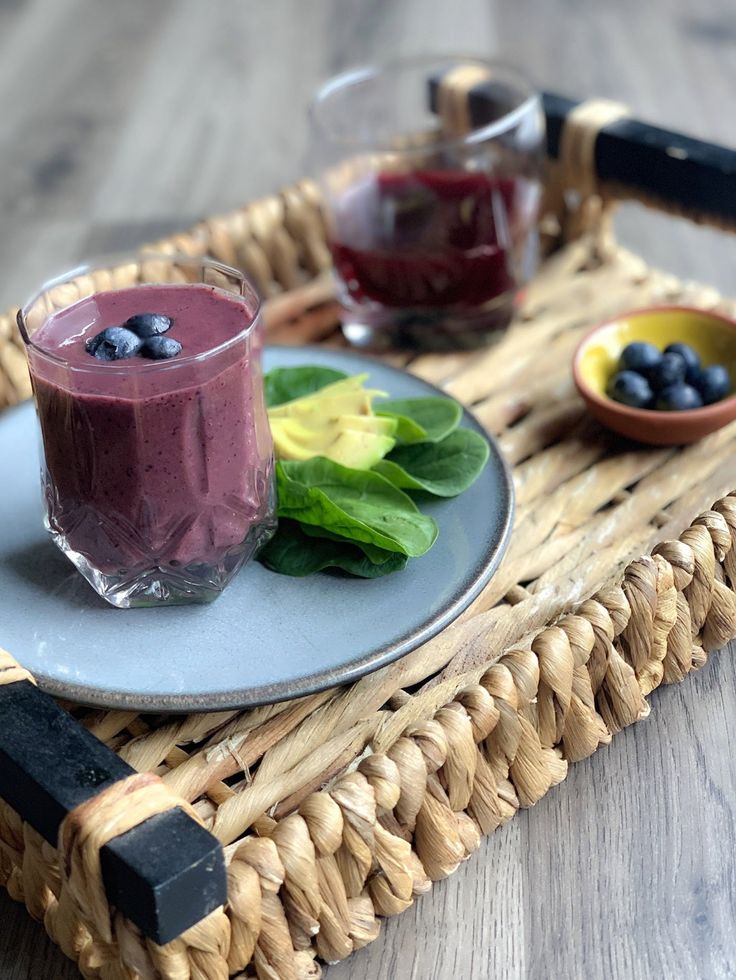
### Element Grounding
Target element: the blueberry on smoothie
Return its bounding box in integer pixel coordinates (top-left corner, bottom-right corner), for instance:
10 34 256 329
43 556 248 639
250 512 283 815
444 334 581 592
125 313 172 337
86 326 143 360
140 336 182 359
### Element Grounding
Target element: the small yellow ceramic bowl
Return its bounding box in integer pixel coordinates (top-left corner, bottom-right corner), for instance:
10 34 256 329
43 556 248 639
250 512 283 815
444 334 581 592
573 305 736 445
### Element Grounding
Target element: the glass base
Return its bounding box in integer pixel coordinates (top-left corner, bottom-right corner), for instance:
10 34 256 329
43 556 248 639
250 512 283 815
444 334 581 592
47 515 277 609
339 293 517 352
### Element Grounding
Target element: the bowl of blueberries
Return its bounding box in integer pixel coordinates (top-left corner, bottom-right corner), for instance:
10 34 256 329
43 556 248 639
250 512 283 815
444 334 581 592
573 305 736 445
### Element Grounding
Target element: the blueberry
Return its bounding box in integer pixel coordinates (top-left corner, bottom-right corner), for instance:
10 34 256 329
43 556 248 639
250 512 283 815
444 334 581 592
655 383 703 411
140 336 182 360
85 332 104 355
125 313 172 338
620 341 661 378
86 326 143 360
648 351 687 391
664 342 701 383
606 370 654 409
696 364 731 405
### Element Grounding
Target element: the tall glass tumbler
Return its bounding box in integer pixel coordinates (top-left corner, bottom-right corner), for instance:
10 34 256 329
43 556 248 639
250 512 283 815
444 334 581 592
18 254 276 608
309 56 545 350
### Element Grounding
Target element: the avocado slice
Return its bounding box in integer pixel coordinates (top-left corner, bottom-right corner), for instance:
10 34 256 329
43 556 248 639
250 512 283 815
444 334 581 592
269 418 326 460
269 391 376 423
267 373 396 468
325 429 397 469
269 417 396 468
338 414 398 437
268 375 380 419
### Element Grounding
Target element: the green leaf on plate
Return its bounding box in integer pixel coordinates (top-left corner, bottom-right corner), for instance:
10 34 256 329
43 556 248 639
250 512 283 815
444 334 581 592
298 522 398 564
264 366 348 408
275 457 438 557
374 428 490 497
375 410 428 445
259 519 408 577
377 397 463 444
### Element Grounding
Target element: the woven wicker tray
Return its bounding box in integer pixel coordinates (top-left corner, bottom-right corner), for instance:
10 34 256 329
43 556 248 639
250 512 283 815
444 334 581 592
2 102 736 979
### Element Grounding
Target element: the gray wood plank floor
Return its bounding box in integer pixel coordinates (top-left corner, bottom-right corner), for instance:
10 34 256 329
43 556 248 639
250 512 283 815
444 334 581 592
2 1 736 977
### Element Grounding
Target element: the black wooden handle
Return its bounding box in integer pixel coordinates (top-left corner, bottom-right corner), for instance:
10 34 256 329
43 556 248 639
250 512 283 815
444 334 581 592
541 92 736 225
0 679 227 945
428 76 736 226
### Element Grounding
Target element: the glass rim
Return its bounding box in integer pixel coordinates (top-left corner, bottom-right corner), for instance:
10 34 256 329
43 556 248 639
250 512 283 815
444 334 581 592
309 54 541 154
17 251 262 376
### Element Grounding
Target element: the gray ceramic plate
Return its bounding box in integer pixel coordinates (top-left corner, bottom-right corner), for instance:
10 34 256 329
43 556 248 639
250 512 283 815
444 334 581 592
0 346 513 711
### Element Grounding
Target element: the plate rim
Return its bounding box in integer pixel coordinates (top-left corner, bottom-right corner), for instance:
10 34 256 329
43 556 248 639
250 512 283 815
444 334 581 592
6 345 515 711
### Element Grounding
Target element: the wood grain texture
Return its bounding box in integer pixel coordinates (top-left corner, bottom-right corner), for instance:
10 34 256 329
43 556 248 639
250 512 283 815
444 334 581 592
2 0 736 977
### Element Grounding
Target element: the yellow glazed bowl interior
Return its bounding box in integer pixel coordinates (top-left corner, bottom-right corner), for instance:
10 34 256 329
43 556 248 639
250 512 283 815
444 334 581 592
574 306 736 445
578 307 736 396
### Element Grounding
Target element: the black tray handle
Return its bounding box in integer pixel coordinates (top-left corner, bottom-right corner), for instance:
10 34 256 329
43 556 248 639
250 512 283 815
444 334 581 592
542 92 736 227
0 658 227 946
428 74 736 228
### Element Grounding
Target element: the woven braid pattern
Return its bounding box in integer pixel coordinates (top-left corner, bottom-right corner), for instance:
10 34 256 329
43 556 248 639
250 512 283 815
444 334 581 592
1 498 736 979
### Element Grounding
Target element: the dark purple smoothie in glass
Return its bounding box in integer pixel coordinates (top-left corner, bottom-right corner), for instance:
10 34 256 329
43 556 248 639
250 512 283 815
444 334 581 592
21 263 275 608
310 56 544 350
330 170 535 341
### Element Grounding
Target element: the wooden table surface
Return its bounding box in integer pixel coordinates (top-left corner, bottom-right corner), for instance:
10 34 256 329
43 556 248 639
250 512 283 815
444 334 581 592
2 1 736 977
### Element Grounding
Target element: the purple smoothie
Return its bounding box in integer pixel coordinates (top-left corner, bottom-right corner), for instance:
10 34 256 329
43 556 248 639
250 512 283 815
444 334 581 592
27 283 275 596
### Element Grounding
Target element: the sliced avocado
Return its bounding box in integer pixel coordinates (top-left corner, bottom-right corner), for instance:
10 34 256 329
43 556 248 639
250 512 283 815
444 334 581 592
270 391 377 422
269 418 326 460
268 375 376 418
267 372 395 468
270 417 395 468
327 429 396 469
338 414 398 437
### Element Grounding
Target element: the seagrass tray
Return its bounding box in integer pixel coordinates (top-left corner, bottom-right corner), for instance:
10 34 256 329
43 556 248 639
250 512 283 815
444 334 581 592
1 97 736 979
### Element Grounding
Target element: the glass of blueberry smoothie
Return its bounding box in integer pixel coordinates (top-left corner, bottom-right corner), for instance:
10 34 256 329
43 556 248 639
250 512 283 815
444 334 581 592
18 254 276 608
310 56 544 350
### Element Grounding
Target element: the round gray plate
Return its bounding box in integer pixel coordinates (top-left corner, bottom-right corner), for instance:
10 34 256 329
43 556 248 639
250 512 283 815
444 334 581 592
0 346 513 711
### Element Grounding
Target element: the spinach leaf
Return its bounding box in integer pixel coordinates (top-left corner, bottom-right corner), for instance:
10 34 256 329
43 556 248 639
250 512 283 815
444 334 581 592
373 428 490 497
259 519 407 577
298 523 396 564
265 366 348 408
375 410 428 445
276 458 437 556
377 397 462 443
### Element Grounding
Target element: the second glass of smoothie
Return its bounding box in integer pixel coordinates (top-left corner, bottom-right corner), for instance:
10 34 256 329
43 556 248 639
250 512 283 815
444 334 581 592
18 254 276 608
309 56 545 351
